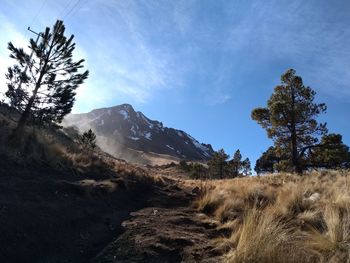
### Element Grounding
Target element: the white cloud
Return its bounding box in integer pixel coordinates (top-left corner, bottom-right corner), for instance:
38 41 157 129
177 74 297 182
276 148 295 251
207 93 231 106
223 2 350 99
80 0 181 105
172 0 196 34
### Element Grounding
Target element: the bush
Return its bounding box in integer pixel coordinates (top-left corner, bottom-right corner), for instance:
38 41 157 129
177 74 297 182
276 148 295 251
80 129 97 149
179 160 208 179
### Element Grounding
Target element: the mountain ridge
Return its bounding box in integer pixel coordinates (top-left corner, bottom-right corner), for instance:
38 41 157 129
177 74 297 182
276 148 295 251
64 104 214 164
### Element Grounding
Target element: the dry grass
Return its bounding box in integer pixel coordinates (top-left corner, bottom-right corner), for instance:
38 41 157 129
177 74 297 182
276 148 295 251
0 110 152 181
0 124 110 174
194 171 350 262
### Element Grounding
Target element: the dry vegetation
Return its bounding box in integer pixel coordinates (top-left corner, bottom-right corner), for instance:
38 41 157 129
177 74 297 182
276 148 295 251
194 170 350 263
0 107 172 262
0 106 173 188
3 106 350 262
1 107 135 176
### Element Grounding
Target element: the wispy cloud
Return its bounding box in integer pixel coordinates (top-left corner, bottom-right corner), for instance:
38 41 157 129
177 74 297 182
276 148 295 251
224 1 350 99
1 0 350 112
172 0 196 35
80 0 181 106
206 92 231 106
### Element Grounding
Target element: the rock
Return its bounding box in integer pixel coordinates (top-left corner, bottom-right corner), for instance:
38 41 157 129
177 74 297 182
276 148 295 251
304 192 320 202
192 187 201 195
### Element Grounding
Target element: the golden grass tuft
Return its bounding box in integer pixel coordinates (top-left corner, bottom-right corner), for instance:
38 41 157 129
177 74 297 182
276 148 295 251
194 170 350 262
226 208 314 263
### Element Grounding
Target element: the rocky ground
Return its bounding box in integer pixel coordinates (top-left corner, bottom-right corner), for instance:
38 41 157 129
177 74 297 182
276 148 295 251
93 174 225 263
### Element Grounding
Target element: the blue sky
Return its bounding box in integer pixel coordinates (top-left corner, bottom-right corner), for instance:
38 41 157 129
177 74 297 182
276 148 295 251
1 0 350 167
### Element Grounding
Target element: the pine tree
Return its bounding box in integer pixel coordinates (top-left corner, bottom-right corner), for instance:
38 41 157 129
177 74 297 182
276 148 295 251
5 20 88 136
230 149 242 177
251 69 327 173
80 129 97 149
208 148 229 179
254 146 280 174
242 157 251 176
309 133 350 169
190 163 208 180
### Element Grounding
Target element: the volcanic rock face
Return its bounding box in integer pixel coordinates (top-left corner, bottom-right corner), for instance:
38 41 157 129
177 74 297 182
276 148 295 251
64 104 214 162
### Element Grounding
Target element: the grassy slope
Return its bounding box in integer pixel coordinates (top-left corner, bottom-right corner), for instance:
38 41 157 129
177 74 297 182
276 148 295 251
2 106 350 262
194 171 350 263
0 109 165 262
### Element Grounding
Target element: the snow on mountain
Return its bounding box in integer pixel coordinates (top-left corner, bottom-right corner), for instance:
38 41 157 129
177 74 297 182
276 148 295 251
64 104 214 161
166 145 175 151
119 110 129 120
144 131 152 140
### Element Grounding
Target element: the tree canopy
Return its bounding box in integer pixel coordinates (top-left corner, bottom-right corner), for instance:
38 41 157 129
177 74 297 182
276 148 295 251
208 148 229 179
208 149 251 178
252 69 327 173
80 129 97 150
5 20 88 134
309 133 350 169
230 149 242 177
253 69 350 174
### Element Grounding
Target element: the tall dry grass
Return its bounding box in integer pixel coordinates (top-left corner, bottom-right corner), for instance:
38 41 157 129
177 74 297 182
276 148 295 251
0 110 166 190
194 171 350 263
0 110 134 177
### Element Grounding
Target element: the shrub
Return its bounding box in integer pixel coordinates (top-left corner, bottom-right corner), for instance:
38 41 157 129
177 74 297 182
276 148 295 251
80 129 97 149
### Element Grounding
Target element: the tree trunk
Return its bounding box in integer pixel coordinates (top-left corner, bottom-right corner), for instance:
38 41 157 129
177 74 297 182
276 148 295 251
11 73 44 140
291 129 302 174
290 84 302 174
219 162 223 179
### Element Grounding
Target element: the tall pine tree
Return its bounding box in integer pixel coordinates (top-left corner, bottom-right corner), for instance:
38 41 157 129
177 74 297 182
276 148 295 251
230 149 242 177
5 20 88 136
252 69 327 173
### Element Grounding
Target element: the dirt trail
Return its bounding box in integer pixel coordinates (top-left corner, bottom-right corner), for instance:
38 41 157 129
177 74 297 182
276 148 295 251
93 176 226 263
0 160 155 263
0 159 224 262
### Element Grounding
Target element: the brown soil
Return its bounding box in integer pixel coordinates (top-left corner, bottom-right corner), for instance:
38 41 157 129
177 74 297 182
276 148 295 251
0 155 152 263
92 175 225 263
0 157 224 263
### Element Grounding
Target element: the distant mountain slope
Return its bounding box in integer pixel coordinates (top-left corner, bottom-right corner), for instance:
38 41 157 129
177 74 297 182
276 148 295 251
64 104 214 163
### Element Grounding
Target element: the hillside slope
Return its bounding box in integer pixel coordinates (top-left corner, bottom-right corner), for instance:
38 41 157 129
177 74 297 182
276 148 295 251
2 106 350 263
64 104 214 164
0 107 223 262
0 107 160 262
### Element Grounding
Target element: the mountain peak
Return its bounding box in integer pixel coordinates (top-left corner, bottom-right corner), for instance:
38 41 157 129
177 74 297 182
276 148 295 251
116 103 134 111
64 104 214 163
